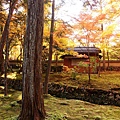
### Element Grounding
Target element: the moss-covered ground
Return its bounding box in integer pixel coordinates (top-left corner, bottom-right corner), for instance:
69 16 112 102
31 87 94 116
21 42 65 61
49 71 120 91
0 71 120 120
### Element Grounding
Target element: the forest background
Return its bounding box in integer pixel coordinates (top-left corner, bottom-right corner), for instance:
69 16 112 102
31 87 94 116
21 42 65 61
0 0 120 119
0 0 120 64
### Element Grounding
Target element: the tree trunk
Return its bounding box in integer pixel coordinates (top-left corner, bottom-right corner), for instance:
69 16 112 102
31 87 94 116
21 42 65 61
100 23 106 71
18 0 46 120
86 39 90 83
0 0 18 74
107 50 109 68
44 0 55 94
55 53 58 72
4 25 9 96
103 49 106 71
86 34 91 84
98 58 101 77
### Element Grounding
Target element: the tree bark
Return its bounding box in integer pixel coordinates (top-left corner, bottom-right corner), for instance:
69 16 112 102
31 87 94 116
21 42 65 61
44 0 55 94
86 34 91 84
103 49 106 71
18 0 46 120
4 22 9 96
0 0 18 74
107 50 109 68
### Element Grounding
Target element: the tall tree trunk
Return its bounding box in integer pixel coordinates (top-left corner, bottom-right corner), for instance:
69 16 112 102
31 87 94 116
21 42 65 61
98 56 101 77
86 34 91 84
0 0 18 74
103 49 106 71
101 24 106 71
44 0 55 94
4 0 15 96
87 48 91 83
55 53 58 72
4 24 9 96
18 0 46 120
107 50 109 68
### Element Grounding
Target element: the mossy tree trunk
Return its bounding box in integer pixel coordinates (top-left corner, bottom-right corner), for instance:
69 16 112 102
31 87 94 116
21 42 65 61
18 0 46 120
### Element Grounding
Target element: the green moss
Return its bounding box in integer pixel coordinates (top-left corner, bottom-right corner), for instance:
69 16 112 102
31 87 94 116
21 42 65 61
93 116 102 120
46 113 67 120
1 72 120 119
4 116 18 120
1 90 120 120
49 72 120 91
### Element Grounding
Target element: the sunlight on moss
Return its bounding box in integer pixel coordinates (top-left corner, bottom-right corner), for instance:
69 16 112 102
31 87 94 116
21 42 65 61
17 94 22 100
1 72 17 79
0 94 4 97
0 95 12 99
